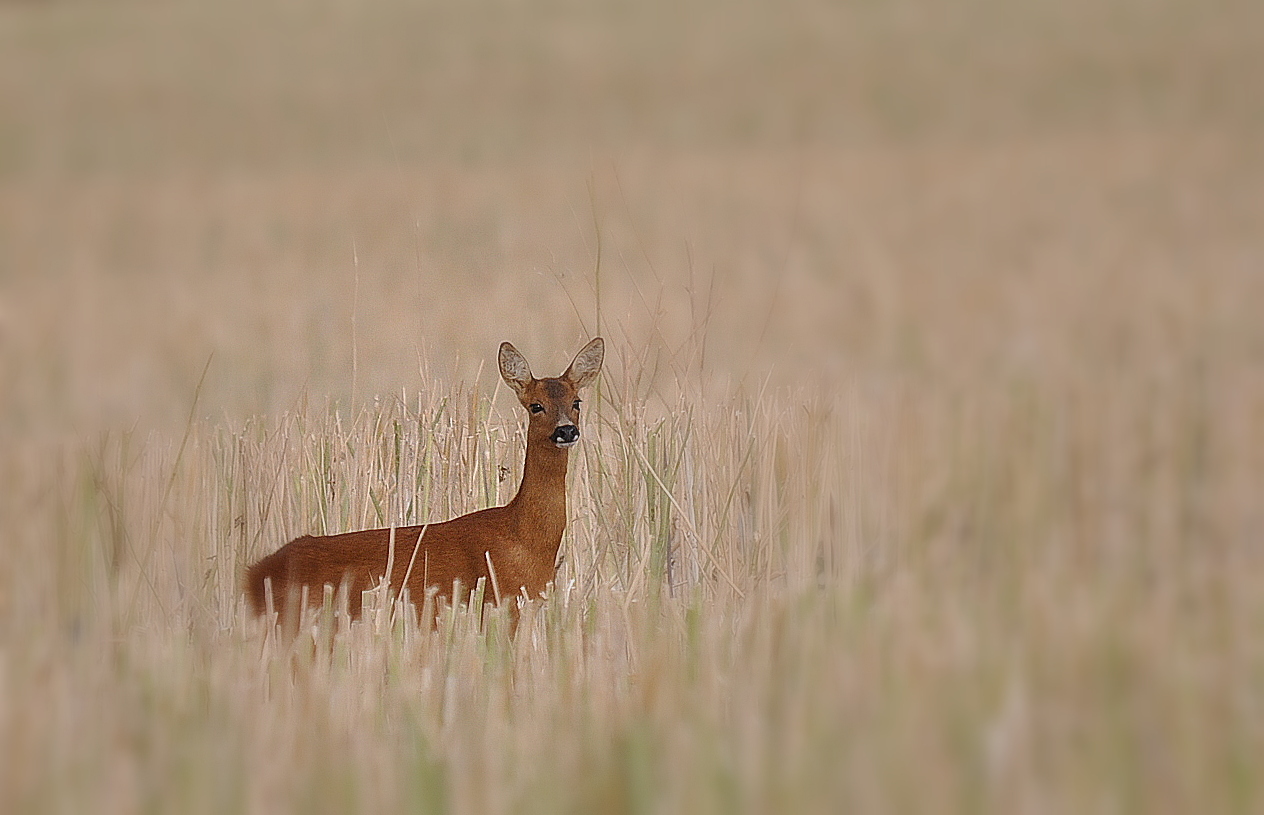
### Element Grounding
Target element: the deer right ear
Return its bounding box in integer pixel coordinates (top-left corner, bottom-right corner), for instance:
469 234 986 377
564 337 605 389
498 342 534 394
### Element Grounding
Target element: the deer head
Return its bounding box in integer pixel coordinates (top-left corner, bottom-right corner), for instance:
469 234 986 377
499 337 604 449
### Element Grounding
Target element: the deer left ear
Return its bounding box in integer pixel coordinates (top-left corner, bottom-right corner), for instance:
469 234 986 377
564 337 604 389
499 342 534 394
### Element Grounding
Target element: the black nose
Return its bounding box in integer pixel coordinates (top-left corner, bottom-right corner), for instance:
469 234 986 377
551 425 580 445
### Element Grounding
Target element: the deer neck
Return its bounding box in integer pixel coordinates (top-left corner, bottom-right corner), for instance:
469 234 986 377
508 435 570 550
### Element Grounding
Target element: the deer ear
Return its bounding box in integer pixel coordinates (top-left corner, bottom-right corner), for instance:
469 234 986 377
564 337 604 389
498 342 533 394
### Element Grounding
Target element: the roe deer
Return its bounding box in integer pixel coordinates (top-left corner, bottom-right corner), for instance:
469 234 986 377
245 337 604 626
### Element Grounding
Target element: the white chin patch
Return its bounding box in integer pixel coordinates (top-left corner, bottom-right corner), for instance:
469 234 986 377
554 439 579 449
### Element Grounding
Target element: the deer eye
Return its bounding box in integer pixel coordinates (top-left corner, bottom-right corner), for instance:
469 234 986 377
529 403 545 414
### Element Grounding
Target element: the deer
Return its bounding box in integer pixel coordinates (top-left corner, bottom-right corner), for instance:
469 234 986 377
244 337 604 630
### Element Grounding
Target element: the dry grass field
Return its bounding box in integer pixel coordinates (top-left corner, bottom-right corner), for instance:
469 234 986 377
2 0 1264 812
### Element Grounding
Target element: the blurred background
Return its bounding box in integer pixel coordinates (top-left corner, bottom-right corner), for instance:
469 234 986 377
3 0 1261 433
4 3 1264 812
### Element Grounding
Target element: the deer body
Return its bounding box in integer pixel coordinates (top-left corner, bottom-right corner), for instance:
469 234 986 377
245 338 604 623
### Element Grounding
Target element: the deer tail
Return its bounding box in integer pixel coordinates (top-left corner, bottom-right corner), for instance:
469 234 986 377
244 551 284 616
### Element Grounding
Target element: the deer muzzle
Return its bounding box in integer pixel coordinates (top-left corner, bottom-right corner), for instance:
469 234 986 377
551 424 580 448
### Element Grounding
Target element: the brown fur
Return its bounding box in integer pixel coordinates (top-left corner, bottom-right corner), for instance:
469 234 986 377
244 338 604 626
